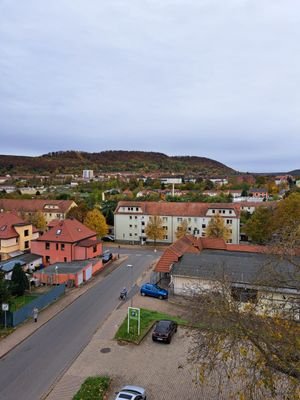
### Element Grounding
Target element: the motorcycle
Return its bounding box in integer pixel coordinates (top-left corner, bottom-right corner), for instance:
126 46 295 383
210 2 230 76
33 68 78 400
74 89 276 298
119 289 127 300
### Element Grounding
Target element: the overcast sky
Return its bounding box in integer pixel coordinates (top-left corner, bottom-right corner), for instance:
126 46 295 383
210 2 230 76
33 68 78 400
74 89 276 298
0 0 299 173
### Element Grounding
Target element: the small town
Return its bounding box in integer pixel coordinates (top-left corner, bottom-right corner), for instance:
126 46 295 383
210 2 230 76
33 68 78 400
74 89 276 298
1 1 300 399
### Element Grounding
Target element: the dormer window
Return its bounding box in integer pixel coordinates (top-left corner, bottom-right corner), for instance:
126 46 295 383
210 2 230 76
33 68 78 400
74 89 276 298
56 229 62 235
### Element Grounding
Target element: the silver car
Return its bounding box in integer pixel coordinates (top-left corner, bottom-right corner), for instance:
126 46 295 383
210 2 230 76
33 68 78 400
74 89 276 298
114 385 146 400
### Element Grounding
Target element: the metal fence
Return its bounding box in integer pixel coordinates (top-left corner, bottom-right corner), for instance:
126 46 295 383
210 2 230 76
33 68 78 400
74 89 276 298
1 284 65 327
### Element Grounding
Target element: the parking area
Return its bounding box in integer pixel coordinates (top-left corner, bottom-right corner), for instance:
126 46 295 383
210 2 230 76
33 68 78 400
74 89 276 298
46 295 225 400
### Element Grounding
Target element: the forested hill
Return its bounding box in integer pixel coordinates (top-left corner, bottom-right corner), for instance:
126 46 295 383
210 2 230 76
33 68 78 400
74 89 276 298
0 150 236 176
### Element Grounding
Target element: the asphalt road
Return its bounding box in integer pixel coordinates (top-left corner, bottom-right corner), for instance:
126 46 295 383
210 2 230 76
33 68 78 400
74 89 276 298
0 249 160 400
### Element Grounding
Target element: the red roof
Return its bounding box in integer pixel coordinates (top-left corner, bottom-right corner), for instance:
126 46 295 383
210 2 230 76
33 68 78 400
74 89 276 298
34 219 97 243
0 199 75 213
155 235 200 273
116 201 240 217
0 212 30 239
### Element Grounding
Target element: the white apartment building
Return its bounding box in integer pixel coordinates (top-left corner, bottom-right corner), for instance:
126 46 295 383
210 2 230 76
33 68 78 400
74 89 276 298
114 201 240 245
82 170 94 180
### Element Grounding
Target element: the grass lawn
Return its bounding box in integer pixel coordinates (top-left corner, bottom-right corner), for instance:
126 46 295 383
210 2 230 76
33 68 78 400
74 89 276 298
9 294 39 311
114 308 187 344
72 376 110 400
0 326 15 339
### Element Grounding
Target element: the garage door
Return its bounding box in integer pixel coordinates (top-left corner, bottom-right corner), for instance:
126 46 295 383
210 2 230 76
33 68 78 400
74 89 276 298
85 265 92 281
77 272 83 286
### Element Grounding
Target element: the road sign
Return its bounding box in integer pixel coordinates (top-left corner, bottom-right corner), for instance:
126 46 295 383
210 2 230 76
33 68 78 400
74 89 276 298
127 307 140 335
2 303 9 311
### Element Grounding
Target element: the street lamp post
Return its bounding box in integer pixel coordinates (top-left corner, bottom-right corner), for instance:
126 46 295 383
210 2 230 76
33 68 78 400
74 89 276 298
55 266 58 285
127 264 133 307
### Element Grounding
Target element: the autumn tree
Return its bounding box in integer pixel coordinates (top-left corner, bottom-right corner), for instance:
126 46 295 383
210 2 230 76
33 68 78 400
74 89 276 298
10 263 29 296
185 204 300 399
244 205 274 244
27 211 47 231
84 208 108 238
206 213 231 241
175 219 189 239
145 215 164 247
66 202 88 223
187 263 300 400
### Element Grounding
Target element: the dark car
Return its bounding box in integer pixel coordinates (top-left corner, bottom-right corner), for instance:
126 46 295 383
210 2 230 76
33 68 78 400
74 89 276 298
152 320 178 344
102 250 113 263
101 235 115 242
140 283 168 300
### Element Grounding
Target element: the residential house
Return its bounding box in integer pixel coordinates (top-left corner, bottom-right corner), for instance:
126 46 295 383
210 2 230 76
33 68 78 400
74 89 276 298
274 175 293 186
0 212 39 261
30 218 102 265
0 253 42 279
114 201 240 244
248 188 269 199
0 199 77 223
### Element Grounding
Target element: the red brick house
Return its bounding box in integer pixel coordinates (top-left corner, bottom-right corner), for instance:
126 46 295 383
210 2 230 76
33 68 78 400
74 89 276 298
31 219 102 265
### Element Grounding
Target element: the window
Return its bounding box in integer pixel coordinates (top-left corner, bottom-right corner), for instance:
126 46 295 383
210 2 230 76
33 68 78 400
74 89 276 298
226 219 232 224
177 217 182 222
93 245 97 253
134 225 138 228
229 210 232 214
46 256 50 263
163 235 168 240
56 243 59 250
141 221 145 226
129 216 132 219
24 229 29 237
202 232 206 237
231 287 257 303
212 210 215 214
135 207 139 211
142 229 145 233
129 224 132 228
202 224 206 228
163 217 168 222
163 226 168 230
61 244 65 251
56 214 61 218
135 216 137 219
45 242 50 250
64 257 67 262
129 233 132 237
24 241 29 249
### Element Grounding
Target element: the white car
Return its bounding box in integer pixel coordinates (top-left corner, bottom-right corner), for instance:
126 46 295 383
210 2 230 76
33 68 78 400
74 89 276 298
114 385 146 400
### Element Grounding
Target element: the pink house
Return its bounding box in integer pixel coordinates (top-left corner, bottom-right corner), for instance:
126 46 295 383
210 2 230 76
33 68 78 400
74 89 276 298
31 219 102 265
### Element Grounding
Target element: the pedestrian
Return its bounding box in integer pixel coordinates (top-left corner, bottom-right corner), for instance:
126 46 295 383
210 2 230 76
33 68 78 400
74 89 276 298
33 307 39 323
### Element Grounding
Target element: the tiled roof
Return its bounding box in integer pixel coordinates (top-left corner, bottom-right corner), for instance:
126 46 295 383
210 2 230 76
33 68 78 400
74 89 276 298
116 201 240 217
154 235 201 273
0 212 30 239
154 236 271 273
0 199 76 213
77 238 102 247
34 219 96 243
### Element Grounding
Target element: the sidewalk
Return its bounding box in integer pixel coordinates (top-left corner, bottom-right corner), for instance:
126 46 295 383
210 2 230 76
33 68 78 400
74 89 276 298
0 255 128 359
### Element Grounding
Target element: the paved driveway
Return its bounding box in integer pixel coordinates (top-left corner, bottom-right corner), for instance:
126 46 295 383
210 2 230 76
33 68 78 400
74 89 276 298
46 295 225 400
